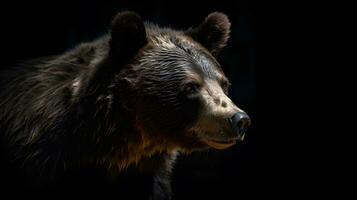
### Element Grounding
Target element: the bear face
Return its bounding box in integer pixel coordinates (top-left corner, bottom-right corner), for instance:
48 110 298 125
108 12 251 155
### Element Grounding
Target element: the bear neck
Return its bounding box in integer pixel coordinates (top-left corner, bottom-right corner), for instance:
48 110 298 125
76 92 172 172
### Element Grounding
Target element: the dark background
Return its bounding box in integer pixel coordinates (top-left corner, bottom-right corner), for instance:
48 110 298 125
0 0 257 199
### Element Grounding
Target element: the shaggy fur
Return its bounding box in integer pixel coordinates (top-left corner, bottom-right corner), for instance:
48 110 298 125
0 11 235 199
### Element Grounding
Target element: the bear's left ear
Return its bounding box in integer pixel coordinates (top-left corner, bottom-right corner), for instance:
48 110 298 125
110 11 147 62
186 12 231 56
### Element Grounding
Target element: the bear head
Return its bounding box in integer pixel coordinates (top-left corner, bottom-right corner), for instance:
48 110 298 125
105 11 251 155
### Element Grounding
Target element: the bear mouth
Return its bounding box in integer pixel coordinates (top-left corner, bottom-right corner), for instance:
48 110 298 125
200 131 246 149
201 137 237 149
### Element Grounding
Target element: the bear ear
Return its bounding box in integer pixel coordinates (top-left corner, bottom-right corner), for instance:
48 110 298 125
110 11 147 61
186 12 231 56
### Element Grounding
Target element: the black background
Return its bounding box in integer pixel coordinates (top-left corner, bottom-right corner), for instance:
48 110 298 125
0 0 259 199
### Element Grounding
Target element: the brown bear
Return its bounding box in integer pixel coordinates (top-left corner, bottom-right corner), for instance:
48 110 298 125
0 11 250 199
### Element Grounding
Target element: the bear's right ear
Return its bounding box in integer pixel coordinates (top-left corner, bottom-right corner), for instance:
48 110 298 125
74 12 147 103
109 11 147 62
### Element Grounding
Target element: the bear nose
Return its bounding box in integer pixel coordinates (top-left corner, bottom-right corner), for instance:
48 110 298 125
230 112 251 141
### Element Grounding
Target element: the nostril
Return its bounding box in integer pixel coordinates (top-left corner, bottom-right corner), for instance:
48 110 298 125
236 120 244 129
237 117 251 129
230 112 251 132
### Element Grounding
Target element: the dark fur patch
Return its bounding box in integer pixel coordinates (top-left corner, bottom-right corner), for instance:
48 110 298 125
110 11 147 61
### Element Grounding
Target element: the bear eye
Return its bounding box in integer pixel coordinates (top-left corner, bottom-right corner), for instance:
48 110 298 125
183 82 201 95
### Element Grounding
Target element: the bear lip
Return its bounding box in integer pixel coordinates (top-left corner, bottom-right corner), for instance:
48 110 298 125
201 137 237 149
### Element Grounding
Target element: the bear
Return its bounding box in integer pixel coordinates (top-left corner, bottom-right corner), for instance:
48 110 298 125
0 11 251 199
